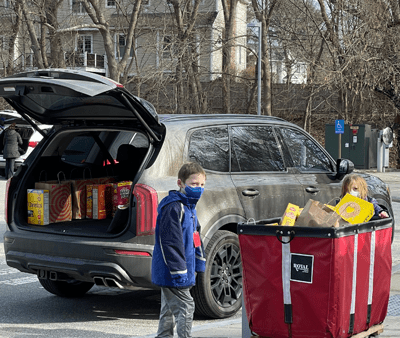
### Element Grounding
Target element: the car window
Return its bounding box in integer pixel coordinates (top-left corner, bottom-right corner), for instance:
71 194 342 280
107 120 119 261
61 136 97 165
0 113 28 125
230 125 285 172
61 131 141 166
188 127 229 172
108 131 147 159
276 127 333 172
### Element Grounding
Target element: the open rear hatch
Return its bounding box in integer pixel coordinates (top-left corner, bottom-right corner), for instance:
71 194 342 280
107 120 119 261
0 69 163 142
0 69 164 237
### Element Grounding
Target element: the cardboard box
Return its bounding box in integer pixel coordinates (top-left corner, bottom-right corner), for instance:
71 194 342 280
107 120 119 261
280 203 300 226
112 181 132 215
27 189 50 225
334 193 374 224
86 185 94 219
92 184 113 219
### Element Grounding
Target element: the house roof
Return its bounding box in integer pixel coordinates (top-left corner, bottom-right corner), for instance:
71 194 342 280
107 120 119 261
111 11 218 29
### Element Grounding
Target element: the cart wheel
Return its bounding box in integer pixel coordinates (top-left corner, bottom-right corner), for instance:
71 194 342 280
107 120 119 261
192 230 242 318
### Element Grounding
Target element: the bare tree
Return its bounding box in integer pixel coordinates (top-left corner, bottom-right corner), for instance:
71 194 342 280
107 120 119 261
17 0 45 68
251 0 281 116
168 0 207 114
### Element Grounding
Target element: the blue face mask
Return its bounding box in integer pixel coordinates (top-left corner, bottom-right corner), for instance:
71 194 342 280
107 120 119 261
184 185 204 199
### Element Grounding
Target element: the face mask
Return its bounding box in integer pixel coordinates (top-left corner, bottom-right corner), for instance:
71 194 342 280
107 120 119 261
350 189 359 198
184 185 204 199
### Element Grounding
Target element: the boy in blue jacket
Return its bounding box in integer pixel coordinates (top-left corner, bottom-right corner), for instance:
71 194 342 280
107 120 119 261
152 162 207 338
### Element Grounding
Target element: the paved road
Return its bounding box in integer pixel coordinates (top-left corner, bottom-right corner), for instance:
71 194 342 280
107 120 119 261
0 171 399 337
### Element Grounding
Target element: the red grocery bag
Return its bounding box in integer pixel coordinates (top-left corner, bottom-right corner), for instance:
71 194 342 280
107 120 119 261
35 172 72 223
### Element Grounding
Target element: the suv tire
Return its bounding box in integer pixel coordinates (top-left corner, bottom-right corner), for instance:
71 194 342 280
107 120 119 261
192 230 242 318
38 278 94 297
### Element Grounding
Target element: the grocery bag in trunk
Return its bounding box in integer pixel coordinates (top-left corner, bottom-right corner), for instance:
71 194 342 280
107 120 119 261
35 172 72 223
238 217 392 338
69 168 96 220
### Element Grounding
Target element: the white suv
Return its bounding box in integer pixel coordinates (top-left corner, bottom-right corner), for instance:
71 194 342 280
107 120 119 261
0 110 51 176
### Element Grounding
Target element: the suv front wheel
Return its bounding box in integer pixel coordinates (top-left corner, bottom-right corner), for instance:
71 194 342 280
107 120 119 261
192 230 242 318
39 278 94 297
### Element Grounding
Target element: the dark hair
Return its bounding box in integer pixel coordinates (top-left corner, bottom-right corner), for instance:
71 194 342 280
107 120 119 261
178 162 206 183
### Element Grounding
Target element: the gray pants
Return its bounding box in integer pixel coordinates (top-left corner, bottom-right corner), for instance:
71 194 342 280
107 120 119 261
156 287 195 338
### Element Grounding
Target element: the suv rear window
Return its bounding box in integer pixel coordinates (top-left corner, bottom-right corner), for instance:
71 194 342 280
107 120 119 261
231 125 285 172
61 130 143 166
188 127 229 172
61 136 96 165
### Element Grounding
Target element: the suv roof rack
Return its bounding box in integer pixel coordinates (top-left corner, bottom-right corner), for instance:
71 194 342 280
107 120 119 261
159 114 288 123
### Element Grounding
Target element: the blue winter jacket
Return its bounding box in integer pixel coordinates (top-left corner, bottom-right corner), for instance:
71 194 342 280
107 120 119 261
151 190 206 288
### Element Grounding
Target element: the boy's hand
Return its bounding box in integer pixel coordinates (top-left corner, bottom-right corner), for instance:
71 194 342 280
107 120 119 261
172 275 188 285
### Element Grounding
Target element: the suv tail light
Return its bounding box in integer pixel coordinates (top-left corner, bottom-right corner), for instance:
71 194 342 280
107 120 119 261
28 141 39 148
133 183 158 236
5 178 11 224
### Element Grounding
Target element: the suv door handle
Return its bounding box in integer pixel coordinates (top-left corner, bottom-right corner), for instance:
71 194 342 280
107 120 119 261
242 189 260 197
306 186 319 194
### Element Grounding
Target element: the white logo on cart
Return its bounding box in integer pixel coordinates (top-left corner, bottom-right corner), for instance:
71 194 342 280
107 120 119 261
293 263 309 274
291 253 314 284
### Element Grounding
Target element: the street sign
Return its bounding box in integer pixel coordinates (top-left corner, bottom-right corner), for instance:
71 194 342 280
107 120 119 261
335 119 344 134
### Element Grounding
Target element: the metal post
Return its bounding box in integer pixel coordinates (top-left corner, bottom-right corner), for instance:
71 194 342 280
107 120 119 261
248 22 262 115
377 130 383 172
257 23 262 116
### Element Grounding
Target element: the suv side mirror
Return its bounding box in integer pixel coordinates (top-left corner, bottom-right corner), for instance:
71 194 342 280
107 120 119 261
336 158 354 178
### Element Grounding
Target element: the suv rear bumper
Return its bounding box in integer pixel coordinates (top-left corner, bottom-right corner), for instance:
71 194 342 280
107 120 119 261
4 233 154 289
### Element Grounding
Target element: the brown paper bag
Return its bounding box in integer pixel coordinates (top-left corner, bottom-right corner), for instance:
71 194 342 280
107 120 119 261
35 172 72 223
296 199 349 228
69 168 96 219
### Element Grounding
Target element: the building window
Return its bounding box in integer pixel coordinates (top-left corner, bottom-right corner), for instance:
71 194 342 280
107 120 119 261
106 0 116 7
116 34 134 58
77 35 92 53
72 0 86 14
162 35 175 59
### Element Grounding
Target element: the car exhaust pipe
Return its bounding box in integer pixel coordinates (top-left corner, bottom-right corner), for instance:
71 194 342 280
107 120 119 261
93 276 124 289
93 276 106 286
105 278 124 289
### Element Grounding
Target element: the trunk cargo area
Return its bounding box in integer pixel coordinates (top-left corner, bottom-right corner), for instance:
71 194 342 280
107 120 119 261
13 127 150 237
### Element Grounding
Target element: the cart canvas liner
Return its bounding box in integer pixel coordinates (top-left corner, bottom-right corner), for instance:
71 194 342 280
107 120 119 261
238 217 392 338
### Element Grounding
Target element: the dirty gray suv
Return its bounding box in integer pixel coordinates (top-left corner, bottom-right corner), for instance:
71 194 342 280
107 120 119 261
0 69 394 319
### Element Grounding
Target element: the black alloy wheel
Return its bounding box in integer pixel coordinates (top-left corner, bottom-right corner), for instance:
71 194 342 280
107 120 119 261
192 230 242 318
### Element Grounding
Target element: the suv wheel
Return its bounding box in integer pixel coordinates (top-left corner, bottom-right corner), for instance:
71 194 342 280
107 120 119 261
192 230 242 318
39 278 94 297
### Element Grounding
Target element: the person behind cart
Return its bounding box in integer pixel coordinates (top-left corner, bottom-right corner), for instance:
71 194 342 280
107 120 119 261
151 162 207 338
3 122 22 179
340 174 389 219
